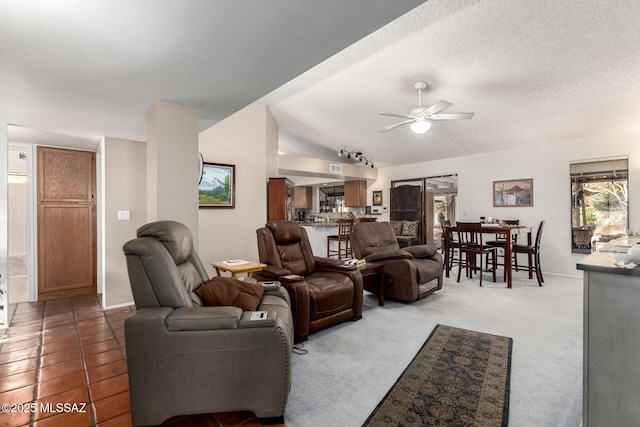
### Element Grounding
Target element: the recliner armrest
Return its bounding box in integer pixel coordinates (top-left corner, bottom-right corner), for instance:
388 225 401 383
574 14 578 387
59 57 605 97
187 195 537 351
238 311 277 328
365 249 413 263
258 266 292 279
403 243 438 258
258 281 281 292
165 306 243 331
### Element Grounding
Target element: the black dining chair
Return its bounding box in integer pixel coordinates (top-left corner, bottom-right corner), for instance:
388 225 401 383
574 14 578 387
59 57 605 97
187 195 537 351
485 219 519 276
456 222 498 286
440 219 460 277
513 220 545 286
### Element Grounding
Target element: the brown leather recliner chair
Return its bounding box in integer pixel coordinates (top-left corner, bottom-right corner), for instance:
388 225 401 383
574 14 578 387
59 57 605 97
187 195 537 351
350 221 444 303
123 220 293 426
254 220 363 342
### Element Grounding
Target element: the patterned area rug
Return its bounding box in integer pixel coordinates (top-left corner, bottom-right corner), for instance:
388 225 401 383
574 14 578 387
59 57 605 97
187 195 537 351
363 324 512 427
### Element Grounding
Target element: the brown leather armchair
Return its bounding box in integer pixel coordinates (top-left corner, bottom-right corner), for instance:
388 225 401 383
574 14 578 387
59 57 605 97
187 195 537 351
254 220 363 342
350 221 444 303
123 221 293 426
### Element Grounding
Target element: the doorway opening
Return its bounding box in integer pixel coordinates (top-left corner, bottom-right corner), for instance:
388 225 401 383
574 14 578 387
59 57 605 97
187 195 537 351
7 144 34 303
390 174 458 248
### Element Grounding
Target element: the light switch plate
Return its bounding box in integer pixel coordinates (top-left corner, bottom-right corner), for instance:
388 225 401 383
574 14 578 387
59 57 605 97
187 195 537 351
117 210 130 220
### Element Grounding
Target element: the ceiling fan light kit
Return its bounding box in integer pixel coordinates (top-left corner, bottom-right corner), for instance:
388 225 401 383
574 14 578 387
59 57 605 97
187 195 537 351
378 81 474 134
410 119 431 134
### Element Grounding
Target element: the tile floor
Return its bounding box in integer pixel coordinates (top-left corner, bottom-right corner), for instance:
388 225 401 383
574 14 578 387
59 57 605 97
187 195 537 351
0 295 286 427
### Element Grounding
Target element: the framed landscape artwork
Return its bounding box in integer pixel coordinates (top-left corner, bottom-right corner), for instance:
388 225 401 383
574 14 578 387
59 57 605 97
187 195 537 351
493 178 533 207
199 162 235 208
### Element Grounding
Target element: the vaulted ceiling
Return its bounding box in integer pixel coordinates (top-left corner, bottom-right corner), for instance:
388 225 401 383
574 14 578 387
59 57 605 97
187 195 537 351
1 0 424 148
3 1 640 168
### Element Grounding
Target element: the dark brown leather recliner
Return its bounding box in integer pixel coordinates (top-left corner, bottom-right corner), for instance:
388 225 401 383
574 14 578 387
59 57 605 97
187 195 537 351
254 220 363 342
123 220 293 426
350 221 444 303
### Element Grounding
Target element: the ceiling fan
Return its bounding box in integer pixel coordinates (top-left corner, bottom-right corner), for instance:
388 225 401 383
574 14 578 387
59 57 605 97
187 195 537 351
378 81 474 134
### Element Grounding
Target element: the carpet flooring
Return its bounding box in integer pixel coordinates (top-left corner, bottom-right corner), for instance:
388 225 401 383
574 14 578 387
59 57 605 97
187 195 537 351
363 324 512 427
285 273 582 427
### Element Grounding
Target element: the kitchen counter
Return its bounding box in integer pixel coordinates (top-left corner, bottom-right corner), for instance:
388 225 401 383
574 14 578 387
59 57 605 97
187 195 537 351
300 225 338 256
297 221 339 227
577 246 640 426
576 251 640 276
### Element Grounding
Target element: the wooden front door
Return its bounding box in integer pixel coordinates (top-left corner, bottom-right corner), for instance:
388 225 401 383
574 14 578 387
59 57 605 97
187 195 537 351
37 147 96 300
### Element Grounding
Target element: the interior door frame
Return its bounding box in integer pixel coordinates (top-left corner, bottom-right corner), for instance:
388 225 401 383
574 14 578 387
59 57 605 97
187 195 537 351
24 144 102 302
8 143 37 302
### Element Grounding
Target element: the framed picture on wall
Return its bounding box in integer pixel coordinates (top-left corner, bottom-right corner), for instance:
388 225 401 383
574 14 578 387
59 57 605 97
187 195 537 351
493 178 533 207
372 191 383 206
199 162 235 208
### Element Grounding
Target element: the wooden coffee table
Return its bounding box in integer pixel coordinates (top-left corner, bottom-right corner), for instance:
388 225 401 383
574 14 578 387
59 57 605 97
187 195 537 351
211 260 266 278
358 262 385 306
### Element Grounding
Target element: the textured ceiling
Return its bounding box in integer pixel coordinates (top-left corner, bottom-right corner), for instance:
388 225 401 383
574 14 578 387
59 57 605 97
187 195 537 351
264 0 640 167
1 0 425 148
3 1 640 168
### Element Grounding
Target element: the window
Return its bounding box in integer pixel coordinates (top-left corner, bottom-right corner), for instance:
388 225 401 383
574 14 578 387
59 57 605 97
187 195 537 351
570 157 628 253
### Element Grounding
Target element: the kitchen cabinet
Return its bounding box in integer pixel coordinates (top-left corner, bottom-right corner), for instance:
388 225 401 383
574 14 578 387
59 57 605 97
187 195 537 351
268 178 294 221
294 186 312 209
344 180 366 207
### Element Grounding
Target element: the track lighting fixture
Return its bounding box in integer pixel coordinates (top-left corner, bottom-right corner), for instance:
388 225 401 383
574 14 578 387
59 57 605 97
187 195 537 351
338 148 375 169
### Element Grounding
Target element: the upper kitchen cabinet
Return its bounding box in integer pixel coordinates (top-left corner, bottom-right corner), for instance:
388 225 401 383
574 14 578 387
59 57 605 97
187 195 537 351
294 186 312 209
344 180 367 207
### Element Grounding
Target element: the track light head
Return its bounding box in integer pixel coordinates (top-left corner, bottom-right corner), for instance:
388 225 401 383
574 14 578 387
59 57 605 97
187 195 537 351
340 148 375 168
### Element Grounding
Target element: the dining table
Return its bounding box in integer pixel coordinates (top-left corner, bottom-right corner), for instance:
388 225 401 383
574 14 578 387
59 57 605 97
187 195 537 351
443 223 533 288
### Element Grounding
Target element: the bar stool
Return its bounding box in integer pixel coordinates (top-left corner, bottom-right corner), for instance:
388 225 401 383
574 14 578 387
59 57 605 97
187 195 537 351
485 219 519 277
327 218 354 260
440 219 460 277
513 220 545 286
456 222 498 286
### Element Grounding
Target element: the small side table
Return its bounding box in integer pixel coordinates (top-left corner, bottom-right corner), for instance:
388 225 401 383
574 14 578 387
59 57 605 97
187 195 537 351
358 262 385 306
211 260 266 278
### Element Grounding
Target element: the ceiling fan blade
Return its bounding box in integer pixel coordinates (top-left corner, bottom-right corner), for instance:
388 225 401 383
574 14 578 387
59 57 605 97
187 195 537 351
425 100 453 115
429 112 474 120
379 111 414 119
377 119 415 132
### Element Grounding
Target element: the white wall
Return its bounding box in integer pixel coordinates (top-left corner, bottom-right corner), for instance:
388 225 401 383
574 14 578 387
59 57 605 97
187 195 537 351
0 123 8 326
198 103 276 277
102 137 146 308
372 130 640 277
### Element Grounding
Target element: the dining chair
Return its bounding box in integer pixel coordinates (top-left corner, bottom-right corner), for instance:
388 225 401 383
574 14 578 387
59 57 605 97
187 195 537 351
486 219 520 246
439 219 460 277
513 220 545 286
456 221 498 286
327 218 354 259
485 219 520 274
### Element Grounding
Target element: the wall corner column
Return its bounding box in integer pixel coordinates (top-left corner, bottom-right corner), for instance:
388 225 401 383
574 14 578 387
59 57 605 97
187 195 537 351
146 101 199 243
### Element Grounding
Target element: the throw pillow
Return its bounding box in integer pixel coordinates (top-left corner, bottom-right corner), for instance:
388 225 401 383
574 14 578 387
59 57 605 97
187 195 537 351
402 220 419 237
195 276 265 311
390 220 403 236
